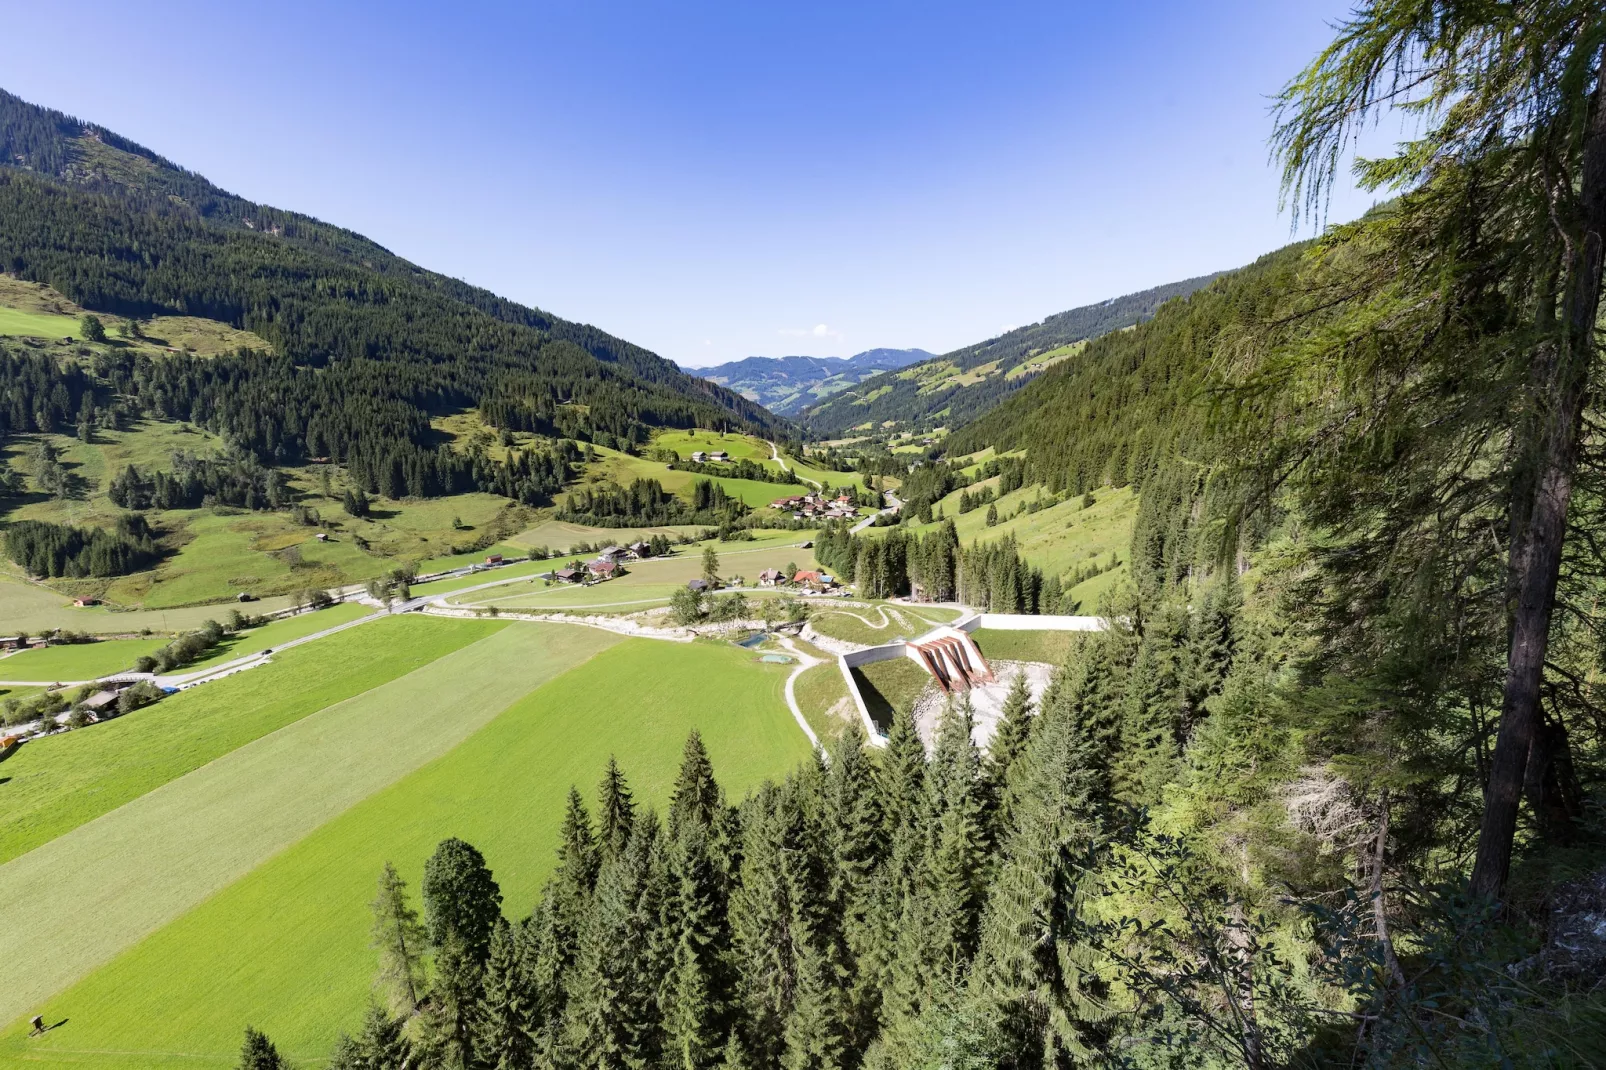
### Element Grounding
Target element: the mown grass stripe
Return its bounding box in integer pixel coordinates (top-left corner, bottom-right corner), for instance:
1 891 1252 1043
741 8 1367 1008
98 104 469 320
6 640 808 1067
0 622 620 1031
0 616 497 866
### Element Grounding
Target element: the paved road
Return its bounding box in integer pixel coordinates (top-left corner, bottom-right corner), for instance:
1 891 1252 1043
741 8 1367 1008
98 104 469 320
768 440 822 489
851 491 901 533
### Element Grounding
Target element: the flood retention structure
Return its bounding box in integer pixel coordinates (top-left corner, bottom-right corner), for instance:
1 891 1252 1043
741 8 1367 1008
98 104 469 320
837 611 1109 745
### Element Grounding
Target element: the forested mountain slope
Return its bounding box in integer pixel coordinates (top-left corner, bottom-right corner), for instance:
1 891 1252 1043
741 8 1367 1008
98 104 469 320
0 89 781 465
801 272 1224 434
693 348 932 415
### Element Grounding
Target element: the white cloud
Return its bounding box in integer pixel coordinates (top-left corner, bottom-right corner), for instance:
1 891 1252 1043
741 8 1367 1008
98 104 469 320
779 323 841 340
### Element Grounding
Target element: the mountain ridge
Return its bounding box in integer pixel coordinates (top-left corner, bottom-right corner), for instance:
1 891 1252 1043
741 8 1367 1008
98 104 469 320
801 272 1228 435
689 348 933 415
0 87 780 441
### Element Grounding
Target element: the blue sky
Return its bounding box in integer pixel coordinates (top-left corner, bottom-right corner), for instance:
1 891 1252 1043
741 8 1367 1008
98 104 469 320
4 1 1384 367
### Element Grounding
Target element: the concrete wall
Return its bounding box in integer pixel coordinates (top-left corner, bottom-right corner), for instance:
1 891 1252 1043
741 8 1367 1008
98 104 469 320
959 613 1107 632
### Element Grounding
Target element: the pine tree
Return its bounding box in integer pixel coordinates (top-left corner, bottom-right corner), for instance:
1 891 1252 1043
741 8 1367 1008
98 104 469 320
475 918 536 1070
597 757 636 862
422 838 504 965
984 672 1036 844
418 930 484 1070
563 810 667 1068
670 730 723 836
972 668 1114 1065
922 698 988 983
236 1026 286 1070
370 861 426 1013
328 1003 412 1070
825 724 887 1049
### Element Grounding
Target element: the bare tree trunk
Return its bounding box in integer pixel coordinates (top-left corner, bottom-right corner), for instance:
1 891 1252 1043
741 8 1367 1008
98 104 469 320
1370 791 1405 987
1470 47 1606 902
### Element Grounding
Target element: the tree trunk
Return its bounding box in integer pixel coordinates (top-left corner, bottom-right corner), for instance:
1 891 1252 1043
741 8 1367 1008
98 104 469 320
1470 47 1606 902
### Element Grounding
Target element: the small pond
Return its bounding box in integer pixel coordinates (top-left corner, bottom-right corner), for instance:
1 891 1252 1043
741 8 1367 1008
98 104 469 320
759 654 793 664
735 633 768 648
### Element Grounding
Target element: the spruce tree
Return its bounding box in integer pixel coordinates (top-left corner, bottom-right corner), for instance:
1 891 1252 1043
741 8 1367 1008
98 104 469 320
563 810 667 1068
328 1003 412 1070
972 671 1113 1065
422 837 504 965
922 699 988 983
419 930 484 1070
597 757 636 862
825 724 887 1049
475 918 536 1070
370 861 427 1014
236 1027 286 1070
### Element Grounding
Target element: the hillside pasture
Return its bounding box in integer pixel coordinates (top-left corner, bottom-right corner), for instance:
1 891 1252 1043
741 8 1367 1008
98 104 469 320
0 575 298 636
5 639 809 1067
0 621 612 1039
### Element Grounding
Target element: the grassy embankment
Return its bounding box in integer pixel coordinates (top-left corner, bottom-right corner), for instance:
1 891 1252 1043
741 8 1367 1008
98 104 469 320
807 603 959 647
970 628 1084 666
851 656 933 733
2 639 809 1068
792 659 857 742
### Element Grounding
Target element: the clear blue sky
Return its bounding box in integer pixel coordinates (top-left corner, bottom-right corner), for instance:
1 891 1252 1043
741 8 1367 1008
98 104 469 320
5 1 1384 367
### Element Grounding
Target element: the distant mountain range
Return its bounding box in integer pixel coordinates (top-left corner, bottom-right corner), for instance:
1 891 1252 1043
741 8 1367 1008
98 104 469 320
690 348 934 416
800 275 1228 435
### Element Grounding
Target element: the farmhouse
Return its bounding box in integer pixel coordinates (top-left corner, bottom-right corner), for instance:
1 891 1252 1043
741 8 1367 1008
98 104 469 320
587 560 619 578
708 450 729 462
553 568 582 583
687 579 710 592
770 495 806 510
81 689 122 717
596 546 628 563
628 541 652 558
757 568 783 586
691 451 708 463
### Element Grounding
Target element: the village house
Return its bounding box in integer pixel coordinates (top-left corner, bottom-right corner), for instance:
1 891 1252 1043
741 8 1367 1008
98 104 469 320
708 450 729 462
627 541 652 559
757 568 783 587
82 690 122 718
687 578 710 592
596 546 628 563
691 451 708 463
553 567 582 583
587 560 619 579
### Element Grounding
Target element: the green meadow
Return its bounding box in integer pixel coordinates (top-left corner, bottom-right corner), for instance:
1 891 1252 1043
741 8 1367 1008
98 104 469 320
0 622 614 1041
0 617 500 866
0 637 170 682
3 639 809 1067
173 602 374 672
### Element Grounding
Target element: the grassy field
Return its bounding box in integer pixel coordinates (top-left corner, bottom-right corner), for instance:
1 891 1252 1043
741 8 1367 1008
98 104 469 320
2 419 531 609
971 628 1084 666
0 617 502 866
0 305 80 340
0 575 297 636
0 622 617 1041
3 639 809 1067
0 275 270 355
176 602 374 673
0 637 171 682
852 656 933 733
